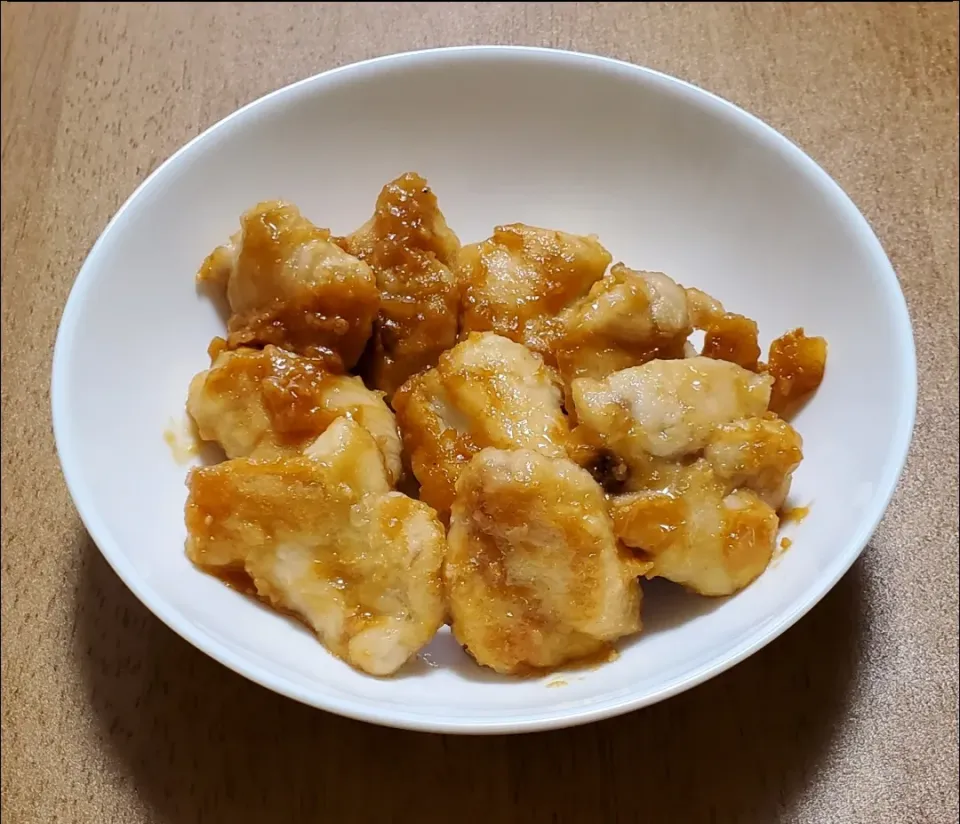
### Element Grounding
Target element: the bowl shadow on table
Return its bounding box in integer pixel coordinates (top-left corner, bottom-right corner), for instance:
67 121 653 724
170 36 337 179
74 531 866 824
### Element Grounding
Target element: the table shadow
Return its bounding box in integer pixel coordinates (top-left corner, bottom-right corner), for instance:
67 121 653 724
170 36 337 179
73 529 866 823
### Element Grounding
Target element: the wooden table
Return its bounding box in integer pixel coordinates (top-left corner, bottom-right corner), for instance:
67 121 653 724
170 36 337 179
2 3 957 822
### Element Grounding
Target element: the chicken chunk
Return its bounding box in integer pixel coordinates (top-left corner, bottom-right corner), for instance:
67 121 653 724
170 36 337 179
393 332 570 516
686 291 827 414
458 223 612 358
685 287 761 371
704 414 803 510
552 264 692 391
765 328 828 416
338 173 461 397
446 448 644 674
185 418 446 676
572 357 773 463
197 201 379 367
609 463 779 597
573 358 802 596
186 344 402 483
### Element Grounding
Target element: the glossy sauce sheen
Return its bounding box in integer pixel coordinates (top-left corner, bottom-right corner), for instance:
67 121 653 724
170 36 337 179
338 172 461 398
458 224 612 358
766 329 828 415
184 172 829 677
199 201 379 368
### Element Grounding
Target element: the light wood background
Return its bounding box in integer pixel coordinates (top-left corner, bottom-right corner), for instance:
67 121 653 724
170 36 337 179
2 3 957 822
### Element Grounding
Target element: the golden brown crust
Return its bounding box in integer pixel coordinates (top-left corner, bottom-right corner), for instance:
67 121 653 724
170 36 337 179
445 448 643 674
458 223 612 359
185 419 445 676
393 332 570 517
339 173 461 397
701 312 762 371
198 201 379 367
185 178 830 674
187 344 403 481
552 264 692 397
765 328 828 416
572 358 797 596
610 462 779 597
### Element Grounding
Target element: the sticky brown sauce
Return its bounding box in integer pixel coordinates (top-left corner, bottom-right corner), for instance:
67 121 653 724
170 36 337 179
185 175 831 683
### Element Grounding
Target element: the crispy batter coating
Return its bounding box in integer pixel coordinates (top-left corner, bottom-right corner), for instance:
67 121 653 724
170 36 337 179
197 201 379 367
446 448 643 674
186 344 402 483
339 173 461 397
185 176 830 671
685 287 761 371
609 463 780 597
458 223 612 358
185 418 445 676
686 291 827 408
704 414 803 510
573 357 802 596
553 264 691 390
393 332 570 517
572 357 773 462
765 328 828 416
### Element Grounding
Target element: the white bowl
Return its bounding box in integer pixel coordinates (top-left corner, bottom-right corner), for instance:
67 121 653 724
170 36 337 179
52 47 916 734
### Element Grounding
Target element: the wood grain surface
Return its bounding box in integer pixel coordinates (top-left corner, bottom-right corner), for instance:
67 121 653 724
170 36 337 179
2 3 958 822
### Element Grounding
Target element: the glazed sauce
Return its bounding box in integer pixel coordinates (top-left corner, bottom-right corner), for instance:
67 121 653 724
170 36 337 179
338 172 460 397
766 328 827 416
701 312 761 371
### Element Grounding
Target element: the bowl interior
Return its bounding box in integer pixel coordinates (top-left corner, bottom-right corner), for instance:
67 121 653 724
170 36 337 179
53 48 914 733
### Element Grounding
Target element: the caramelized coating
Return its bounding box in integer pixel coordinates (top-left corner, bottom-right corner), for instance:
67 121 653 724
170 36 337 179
766 328 828 416
393 332 570 516
610 462 779 597
684 287 761 370
185 418 445 676
572 357 773 464
458 224 612 358
446 449 643 674
339 173 461 397
186 345 402 483
704 414 803 510
701 313 761 371
685 288 726 329
553 264 691 391
573 358 801 596
185 177 831 672
197 201 379 367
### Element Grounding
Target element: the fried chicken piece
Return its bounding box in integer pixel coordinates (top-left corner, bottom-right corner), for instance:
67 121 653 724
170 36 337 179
458 224 612 359
765 328 828 416
684 287 761 371
338 173 461 397
446 448 643 674
197 201 379 367
186 344 402 483
572 357 773 463
609 463 779 597
686 291 829 403
393 332 570 517
685 287 726 329
185 418 445 676
552 264 691 393
701 313 762 371
704 414 803 510
573 358 801 596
